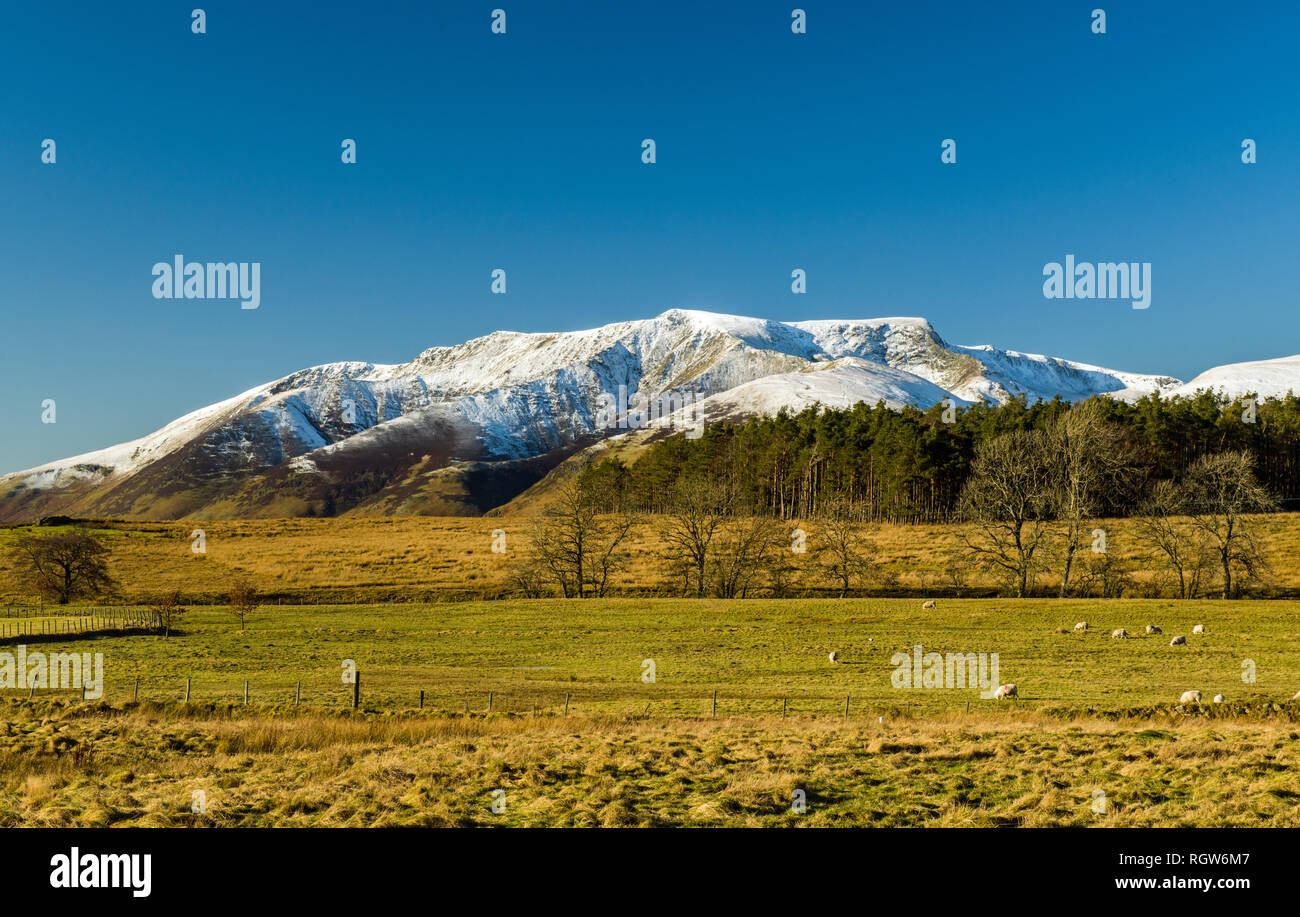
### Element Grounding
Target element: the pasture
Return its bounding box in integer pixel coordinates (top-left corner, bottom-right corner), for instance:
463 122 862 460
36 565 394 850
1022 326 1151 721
2 597 1299 827
4 598 1298 713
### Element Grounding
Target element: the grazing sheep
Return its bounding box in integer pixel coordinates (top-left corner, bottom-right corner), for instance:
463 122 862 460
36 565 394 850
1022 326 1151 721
921 600 936 610
1179 690 1202 704
1170 635 1187 646
1192 624 1205 635
1111 628 1128 638
828 651 839 664
994 684 1018 700
1145 624 1162 634
1074 621 1088 631
1213 694 1226 703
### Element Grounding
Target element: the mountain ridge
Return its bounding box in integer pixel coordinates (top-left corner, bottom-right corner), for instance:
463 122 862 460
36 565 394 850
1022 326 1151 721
2 309 1294 522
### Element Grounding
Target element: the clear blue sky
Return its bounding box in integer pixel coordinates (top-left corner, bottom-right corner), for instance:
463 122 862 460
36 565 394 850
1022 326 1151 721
2 0 1297 473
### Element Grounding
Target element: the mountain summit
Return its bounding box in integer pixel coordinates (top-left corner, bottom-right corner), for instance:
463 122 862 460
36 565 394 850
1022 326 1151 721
2 309 1290 521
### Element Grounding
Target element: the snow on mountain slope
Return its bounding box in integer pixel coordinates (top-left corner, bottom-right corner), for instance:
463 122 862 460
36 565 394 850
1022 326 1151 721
790 317 1179 404
1163 354 1300 401
9 382 276 490
0 307 1255 521
688 357 953 420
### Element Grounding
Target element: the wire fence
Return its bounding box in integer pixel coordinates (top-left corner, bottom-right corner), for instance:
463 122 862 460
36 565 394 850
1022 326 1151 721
10 667 1294 720
7 671 1017 719
0 606 155 643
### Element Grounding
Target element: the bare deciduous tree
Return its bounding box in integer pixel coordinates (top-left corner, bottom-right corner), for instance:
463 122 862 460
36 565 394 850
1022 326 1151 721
1180 450 1276 598
505 558 551 598
228 579 259 630
713 514 783 598
528 477 636 598
147 589 186 637
1074 550 1132 598
818 495 876 598
661 478 732 597
1047 401 1141 596
8 529 116 605
1134 479 1211 599
957 429 1055 598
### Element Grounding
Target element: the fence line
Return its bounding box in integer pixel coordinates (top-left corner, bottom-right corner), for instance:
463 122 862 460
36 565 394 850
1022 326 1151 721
3 604 153 617
5 672 1031 720
0 607 155 643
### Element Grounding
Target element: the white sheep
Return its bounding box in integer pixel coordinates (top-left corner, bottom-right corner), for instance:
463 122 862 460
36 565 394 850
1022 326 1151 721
1170 635 1187 646
1145 624 1162 635
1213 694 1226 703
921 600 936 610
1179 690 1202 704
1074 621 1088 631
994 684 1018 700
1111 628 1128 638
1192 624 1205 635
828 651 839 664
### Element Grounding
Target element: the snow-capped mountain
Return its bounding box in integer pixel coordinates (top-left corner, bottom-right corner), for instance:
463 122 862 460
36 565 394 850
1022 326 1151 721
0 308 1286 521
1163 353 1300 401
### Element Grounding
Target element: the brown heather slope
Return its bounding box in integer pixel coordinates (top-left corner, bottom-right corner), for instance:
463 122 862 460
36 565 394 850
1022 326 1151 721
2 513 1299 605
0 436 580 523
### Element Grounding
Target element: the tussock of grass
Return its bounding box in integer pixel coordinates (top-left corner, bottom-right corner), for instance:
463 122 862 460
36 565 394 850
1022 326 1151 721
2 700 1299 827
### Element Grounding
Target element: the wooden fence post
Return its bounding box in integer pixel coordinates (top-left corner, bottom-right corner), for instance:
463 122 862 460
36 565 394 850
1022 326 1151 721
244 680 249 705
711 690 717 718
352 672 360 709
844 695 850 720
295 681 301 706
185 678 191 702
133 677 139 701
419 690 424 710
564 693 570 717
487 691 493 713
782 698 787 718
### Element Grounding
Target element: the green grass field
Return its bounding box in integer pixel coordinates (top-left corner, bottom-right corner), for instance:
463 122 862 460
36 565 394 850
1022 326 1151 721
4 597 1300 827
10 597 1297 714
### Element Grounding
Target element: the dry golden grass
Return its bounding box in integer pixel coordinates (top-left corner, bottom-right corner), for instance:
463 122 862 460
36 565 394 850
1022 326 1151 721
4 699 1298 827
3 589 1296 828
2 513 1299 604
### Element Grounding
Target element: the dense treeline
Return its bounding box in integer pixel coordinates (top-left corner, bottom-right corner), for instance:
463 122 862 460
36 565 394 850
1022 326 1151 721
581 391 1300 522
